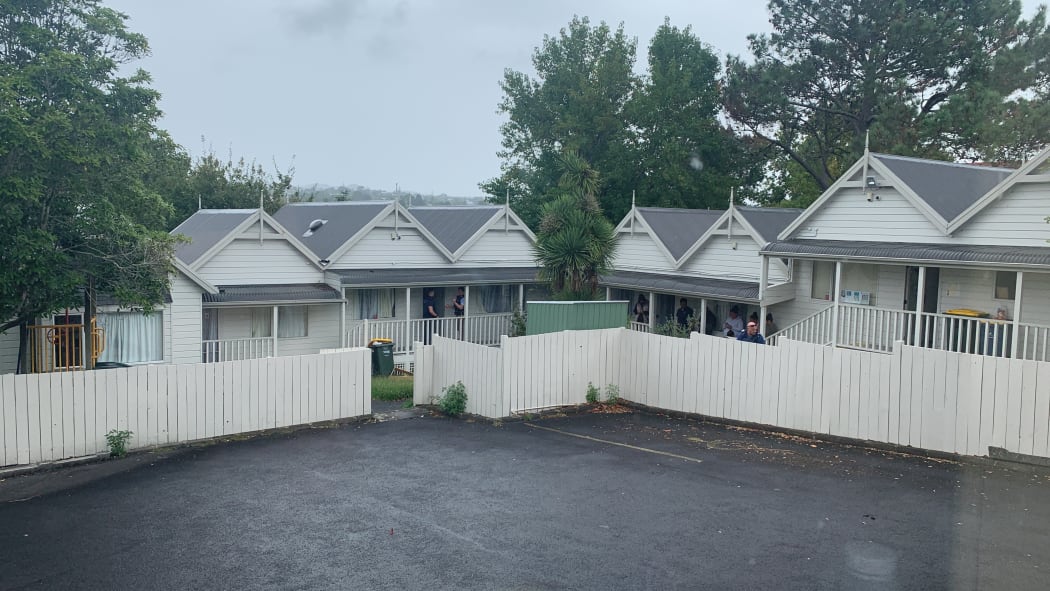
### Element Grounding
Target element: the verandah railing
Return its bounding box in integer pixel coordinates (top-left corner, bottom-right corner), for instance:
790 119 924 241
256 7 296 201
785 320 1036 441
345 313 514 354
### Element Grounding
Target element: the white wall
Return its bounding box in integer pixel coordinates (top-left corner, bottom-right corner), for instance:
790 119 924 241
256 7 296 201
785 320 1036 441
333 227 449 268
196 238 322 285
939 269 1050 326
790 186 945 242
456 229 535 266
678 234 788 282
0 329 19 374
611 232 675 273
170 273 204 365
954 182 1050 245
0 349 371 467
277 304 342 356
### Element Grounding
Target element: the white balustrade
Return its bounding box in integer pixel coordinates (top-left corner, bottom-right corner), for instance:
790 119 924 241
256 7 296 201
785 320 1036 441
345 313 514 354
201 337 274 362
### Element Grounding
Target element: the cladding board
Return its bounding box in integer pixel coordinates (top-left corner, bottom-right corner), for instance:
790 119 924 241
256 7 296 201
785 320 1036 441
0 350 370 467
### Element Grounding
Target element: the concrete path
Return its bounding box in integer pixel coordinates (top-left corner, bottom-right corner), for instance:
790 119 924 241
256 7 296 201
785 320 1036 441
1 410 1048 590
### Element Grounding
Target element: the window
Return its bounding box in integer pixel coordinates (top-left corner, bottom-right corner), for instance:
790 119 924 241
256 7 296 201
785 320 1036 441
278 306 308 338
97 312 163 363
810 261 836 300
250 308 272 338
994 271 1016 300
477 285 513 313
354 288 395 320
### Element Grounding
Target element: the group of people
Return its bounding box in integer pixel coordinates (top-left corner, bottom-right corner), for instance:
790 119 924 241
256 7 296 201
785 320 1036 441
420 287 466 344
637 297 775 345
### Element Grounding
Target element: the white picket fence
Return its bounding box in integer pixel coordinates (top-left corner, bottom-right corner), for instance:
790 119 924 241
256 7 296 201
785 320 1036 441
414 329 1050 460
0 349 372 468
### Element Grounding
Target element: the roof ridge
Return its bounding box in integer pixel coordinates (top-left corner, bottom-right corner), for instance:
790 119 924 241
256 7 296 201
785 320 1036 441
872 152 1016 172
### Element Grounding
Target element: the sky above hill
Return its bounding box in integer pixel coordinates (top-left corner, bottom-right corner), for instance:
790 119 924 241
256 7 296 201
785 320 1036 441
106 0 1044 196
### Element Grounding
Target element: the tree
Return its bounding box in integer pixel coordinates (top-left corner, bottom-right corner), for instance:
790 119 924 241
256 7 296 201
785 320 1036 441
166 147 298 229
482 16 637 228
0 0 178 369
724 0 1050 202
533 154 617 300
626 20 764 210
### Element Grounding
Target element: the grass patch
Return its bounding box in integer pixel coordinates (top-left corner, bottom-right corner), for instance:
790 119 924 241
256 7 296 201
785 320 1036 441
372 375 414 401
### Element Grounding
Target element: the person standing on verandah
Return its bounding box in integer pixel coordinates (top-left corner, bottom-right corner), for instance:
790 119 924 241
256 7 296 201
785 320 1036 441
736 321 766 344
452 287 465 339
676 298 694 329
422 288 440 345
723 306 743 337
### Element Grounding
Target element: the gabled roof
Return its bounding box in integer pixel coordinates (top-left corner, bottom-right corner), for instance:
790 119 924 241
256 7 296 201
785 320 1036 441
947 145 1050 233
871 153 1014 224
171 209 255 266
329 267 540 287
408 206 503 254
272 201 391 261
634 207 723 260
735 207 804 243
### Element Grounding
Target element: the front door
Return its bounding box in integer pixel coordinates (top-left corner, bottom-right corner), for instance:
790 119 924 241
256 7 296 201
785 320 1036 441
904 267 939 345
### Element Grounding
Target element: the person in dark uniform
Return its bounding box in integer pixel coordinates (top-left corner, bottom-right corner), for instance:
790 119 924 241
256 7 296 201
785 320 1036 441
422 288 440 344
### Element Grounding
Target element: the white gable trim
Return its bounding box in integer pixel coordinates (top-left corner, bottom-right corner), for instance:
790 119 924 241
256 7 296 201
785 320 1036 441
396 205 456 261
778 157 868 239
946 145 1050 234
615 209 678 266
867 157 950 233
188 210 323 272
674 209 733 268
174 258 218 294
778 154 951 238
323 202 398 263
450 207 537 262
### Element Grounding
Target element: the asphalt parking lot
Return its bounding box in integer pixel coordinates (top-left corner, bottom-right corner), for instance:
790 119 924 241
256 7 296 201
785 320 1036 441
1 409 1048 590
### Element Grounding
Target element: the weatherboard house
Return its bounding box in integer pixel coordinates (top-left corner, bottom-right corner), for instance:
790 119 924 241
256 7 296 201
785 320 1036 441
758 146 1050 362
603 203 803 335
0 201 542 374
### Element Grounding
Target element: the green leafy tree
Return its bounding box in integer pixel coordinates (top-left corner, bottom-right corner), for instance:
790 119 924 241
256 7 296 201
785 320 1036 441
482 16 637 228
0 0 178 369
724 0 1050 201
167 147 297 229
533 153 618 300
627 20 763 210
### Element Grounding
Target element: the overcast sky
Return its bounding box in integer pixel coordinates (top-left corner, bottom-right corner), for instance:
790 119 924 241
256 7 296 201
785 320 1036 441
104 0 1044 197
102 0 773 196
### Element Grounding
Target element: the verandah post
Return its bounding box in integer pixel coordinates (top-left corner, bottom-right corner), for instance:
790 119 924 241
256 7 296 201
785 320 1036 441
831 261 842 347
913 266 926 347
1012 271 1024 358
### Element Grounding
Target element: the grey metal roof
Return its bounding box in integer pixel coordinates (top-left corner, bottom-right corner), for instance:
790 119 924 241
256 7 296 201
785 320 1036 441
600 271 760 301
762 239 1050 269
872 154 1014 223
171 210 255 265
203 283 343 304
635 207 723 260
330 267 540 287
736 206 804 243
408 206 502 253
272 201 391 260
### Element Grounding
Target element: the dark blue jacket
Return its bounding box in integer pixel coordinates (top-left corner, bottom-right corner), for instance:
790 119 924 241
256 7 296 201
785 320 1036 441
736 331 766 344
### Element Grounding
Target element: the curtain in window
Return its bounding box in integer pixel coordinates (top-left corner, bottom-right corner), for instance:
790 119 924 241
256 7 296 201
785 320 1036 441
97 312 163 363
478 285 511 313
250 308 272 338
278 306 308 338
358 290 379 319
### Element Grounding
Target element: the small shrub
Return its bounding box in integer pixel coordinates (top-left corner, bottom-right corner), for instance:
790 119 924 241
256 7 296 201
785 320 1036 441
439 381 468 417
400 399 414 409
654 317 692 338
105 429 133 457
510 309 528 337
586 382 600 404
604 384 620 404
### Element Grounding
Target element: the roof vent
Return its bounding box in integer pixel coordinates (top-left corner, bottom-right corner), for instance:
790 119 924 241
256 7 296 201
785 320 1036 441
303 219 327 237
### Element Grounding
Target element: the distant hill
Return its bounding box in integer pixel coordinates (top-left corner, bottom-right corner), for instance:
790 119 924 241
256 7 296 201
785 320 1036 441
292 184 488 206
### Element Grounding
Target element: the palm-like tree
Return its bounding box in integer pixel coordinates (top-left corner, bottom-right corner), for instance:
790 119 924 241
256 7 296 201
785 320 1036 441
534 152 618 300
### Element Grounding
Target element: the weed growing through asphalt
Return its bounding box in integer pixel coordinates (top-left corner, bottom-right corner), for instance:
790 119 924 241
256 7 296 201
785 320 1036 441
586 382 600 404
439 381 468 417
106 429 133 457
401 399 414 409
